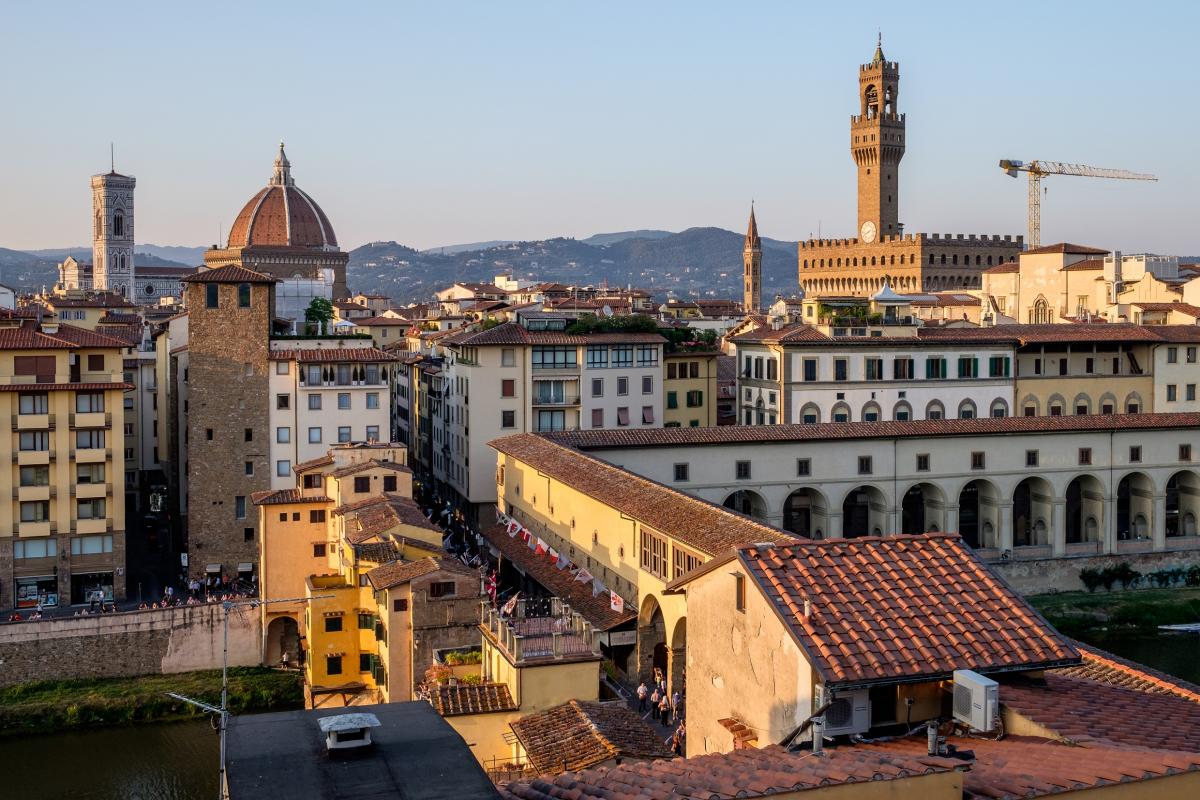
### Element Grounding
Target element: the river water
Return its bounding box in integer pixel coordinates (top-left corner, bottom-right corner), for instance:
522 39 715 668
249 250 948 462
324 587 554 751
0 719 218 800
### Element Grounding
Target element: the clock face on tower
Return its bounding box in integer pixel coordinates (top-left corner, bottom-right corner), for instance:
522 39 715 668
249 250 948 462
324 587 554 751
860 221 878 244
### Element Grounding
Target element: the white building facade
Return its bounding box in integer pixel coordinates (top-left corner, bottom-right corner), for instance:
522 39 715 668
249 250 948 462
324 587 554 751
267 340 396 489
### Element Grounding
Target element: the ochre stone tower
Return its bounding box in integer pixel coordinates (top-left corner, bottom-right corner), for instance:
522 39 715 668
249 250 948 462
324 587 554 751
851 35 904 243
743 205 762 314
91 169 137 297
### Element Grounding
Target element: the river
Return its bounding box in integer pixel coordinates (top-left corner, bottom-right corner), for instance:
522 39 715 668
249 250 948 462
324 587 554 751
0 719 218 800
1075 629 1200 684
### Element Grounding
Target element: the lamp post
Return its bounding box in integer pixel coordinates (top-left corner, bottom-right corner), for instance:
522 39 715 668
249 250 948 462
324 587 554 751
167 594 332 800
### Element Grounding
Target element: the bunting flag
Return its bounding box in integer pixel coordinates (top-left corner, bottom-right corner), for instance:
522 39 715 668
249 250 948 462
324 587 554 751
501 592 520 616
527 533 538 551
506 519 520 535
486 571 498 602
574 568 593 584
495 508 504 523
592 578 608 598
547 547 559 562
535 538 548 556
555 554 570 570
610 592 624 613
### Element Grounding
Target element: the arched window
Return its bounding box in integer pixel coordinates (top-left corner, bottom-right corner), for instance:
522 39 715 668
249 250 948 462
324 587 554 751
989 398 1008 418
862 401 882 422
799 403 820 424
940 254 947 265
893 400 912 421
925 400 945 420
987 255 993 266
958 399 977 419
1073 394 1092 416
928 254 935 265
831 402 851 423
1124 392 1143 414
1030 296 1051 324
113 212 124 237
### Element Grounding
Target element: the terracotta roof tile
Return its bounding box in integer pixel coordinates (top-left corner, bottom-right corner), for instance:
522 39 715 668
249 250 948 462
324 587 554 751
267 346 397 363
431 683 517 716
855 735 1200 799
499 743 960 800
1060 258 1104 271
181 265 278 284
1133 301 1200 317
1023 242 1109 256
728 536 1078 686
490 435 791 556
227 185 338 249
45 293 136 308
479 523 635 631
509 701 674 773
329 459 412 478
0 382 133 393
337 494 442 544
728 323 830 344
250 488 331 505
1002 672 1200 751
292 454 334 473
446 321 664 347
367 555 476 591
356 315 410 326
1056 640 1200 702
983 262 1019 274
543 412 1200 450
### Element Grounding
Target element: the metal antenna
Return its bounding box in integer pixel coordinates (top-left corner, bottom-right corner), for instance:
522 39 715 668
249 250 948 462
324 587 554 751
110 142 115 173
166 594 334 800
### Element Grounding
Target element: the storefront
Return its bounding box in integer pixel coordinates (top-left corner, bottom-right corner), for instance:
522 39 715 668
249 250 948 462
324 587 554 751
16 576 58 609
70 571 114 606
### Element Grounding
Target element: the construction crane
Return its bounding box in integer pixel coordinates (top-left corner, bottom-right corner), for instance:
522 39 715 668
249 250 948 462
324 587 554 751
999 159 1157 248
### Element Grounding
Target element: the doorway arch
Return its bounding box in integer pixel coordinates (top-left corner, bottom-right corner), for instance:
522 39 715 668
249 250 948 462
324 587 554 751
1116 472 1154 541
842 485 887 538
901 482 946 534
1166 471 1200 538
1013 477 1053 546
784 488 829 539
723 490 768 522
1065 475 1104 544
958 479 1000 548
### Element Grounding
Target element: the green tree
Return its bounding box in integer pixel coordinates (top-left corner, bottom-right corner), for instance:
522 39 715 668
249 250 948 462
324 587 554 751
304 297 335 334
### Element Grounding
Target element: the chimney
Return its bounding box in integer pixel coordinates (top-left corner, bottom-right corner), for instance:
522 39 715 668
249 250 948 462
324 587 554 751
811 716 825 755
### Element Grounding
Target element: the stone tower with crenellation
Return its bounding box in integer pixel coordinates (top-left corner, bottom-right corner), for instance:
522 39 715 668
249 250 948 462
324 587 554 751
851 35 905 244
743 205 762 314
91 169 137 297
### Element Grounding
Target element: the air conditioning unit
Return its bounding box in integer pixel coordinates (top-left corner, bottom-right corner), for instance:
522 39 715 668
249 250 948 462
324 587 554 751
953 669 998 732
815 685 870 736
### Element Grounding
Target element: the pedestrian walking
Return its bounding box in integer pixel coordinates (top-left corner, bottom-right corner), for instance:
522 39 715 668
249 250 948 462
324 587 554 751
672 690 682 720
650 686 661 721
670 731 683 756
659 695 672 727
636 681 648 712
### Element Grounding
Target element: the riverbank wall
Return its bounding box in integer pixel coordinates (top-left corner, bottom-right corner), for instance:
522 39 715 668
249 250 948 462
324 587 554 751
993 549 1200 595
0 604 260 687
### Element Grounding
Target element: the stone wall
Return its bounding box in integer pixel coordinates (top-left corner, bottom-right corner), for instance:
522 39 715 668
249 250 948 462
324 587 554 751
0 603 260 687
993 548 1200 595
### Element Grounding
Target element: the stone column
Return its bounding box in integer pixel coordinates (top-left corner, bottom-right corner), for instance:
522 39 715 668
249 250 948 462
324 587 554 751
1103 494 1118 555
998 501 1014 553
1153 493 1168 552
829 512 844 540
943 504 959 536
1051 500 1066 556
669 645 686 700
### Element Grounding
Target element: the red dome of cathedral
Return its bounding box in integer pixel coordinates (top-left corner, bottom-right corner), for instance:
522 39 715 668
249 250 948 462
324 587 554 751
226 143 338 250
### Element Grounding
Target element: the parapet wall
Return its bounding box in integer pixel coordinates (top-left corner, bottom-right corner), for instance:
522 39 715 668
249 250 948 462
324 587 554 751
800 232 1024 249
0 603 261 687
992 549 1200 596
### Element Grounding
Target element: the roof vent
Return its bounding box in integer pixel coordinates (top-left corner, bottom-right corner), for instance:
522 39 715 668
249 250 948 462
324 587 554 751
319 712 381 753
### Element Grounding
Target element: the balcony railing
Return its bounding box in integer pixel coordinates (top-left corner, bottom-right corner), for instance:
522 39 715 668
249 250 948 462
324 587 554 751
531 395 580 407
481 599 600 663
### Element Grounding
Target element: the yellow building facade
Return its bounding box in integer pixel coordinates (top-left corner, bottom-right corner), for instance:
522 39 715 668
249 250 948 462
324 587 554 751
663 350 719 428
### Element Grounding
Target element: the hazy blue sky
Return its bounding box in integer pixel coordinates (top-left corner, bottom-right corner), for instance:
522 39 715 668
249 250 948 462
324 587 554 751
2 1 1195 252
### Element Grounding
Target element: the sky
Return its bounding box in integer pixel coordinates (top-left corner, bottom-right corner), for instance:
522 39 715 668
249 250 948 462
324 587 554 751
1 1 1196 253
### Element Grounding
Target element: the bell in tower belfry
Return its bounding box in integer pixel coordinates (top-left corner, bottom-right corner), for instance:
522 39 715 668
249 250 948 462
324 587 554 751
851 34 905 242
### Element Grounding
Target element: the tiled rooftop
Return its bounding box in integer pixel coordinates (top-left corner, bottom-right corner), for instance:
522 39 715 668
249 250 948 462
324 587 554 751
444 321 665 347
329 459 411 478
1023 242 1109 256
479 522 635 631
489 434 791 557
856 735 1200 799
181 264 278 284
430 682 517 717
250 488 330 505
499 743 960 800
366 555 476 591
704 536 1079 686
267 346 397 363
543 411 1200 450
1057 641 1200 702
508 700 674 773
1002 672 1200 751
337 494 441 544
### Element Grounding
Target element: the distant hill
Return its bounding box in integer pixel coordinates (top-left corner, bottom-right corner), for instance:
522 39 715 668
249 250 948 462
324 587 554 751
581 230 672 247
0 245 193 290
346 227 800 304
420 240 515 255
136 244 208 266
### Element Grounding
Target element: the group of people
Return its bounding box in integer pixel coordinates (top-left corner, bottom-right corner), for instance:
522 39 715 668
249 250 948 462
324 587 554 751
636 672 685 730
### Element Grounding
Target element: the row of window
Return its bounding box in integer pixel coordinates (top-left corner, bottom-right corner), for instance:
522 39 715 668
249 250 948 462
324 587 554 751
1165 384 1198 403
205 282 253 309
274 424 381 445
276 510 328 524
666 361 704 380
790 398 1008 425
666 390 704 409
679 444 1195 483
277 392 382 411
18 464 105 487
18 430 107 451
802 252 1010 269
530 345 660 369
18 500 106 521
501 376 656 399
18 392 106 415
749 355 1012 383
12 534 112 559
639 529 702 581
289 362 385 385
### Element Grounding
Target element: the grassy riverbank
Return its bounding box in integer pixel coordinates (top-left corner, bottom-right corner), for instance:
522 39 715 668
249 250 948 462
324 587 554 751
0 667 303 735
1028 587 1200 638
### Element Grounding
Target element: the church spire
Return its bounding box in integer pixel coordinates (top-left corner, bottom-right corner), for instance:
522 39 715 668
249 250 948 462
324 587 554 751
745 203 761 251
270 141 294 187
872 31 885 64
